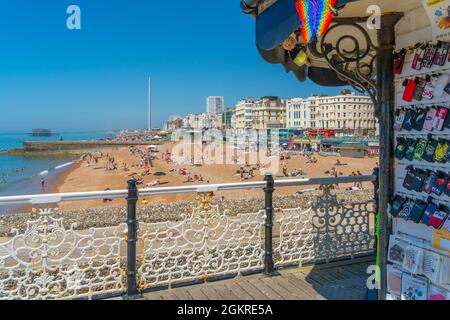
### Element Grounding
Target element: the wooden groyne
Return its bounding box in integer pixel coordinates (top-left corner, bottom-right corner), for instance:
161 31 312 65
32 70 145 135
21 140 164 152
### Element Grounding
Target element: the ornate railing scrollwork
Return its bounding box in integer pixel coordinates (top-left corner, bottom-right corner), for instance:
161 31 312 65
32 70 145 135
274 185 375 268
137 195 265 290
0 205 127 300
309 18 378 104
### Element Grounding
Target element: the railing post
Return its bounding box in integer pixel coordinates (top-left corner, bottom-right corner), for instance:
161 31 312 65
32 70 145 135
124 179 141 299
263 173 276 275
370 167 380 300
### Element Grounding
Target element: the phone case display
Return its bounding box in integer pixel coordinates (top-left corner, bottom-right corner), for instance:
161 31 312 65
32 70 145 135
390 39 450 300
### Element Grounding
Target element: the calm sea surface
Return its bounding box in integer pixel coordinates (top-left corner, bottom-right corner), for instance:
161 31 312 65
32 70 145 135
0 132 113 199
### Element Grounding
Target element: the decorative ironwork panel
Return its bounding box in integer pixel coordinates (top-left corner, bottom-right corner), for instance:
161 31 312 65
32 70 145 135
0 207 127 300
275 186 375 268
273 208 315 267
137 196 265 289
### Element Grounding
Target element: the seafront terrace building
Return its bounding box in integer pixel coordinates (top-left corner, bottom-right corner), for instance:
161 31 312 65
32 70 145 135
182 113 218 130
285 92 378 136
286 97 313 129
312 92 378 137
251 96 286 130
234 98 255 129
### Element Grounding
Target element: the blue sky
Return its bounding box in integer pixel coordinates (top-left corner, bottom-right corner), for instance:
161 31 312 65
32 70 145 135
0 0 346 132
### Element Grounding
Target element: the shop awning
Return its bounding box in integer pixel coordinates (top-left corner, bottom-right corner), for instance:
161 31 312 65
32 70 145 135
255 0 358 51
245 0 427 87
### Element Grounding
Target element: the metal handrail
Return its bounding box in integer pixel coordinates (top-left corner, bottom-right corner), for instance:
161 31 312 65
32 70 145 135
0 175 376 206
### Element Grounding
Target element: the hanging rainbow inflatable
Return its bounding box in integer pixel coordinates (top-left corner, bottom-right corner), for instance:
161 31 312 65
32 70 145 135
295 0 337 43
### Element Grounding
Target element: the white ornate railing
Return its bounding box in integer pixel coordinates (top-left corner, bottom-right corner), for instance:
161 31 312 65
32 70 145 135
273 185 374 268
137 204 265 289
0 207 126 300
0 174 377 300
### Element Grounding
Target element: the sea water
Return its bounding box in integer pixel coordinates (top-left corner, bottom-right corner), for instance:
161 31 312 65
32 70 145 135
0 132 113 199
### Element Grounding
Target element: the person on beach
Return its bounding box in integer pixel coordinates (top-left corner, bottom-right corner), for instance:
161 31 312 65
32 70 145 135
40 178 45 190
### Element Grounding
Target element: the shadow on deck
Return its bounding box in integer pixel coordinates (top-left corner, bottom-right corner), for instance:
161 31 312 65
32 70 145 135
138 257 374 301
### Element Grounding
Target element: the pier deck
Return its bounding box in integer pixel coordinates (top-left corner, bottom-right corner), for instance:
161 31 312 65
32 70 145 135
138 258 373 301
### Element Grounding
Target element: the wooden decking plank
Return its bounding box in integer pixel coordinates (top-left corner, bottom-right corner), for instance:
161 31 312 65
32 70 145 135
322 267 353 281
275 277 317 300
248 278 284 300
342 263 370 277
213 284 240 300
288 269 323 288
162 291 179 300
144 292 165 300
173 289 194 300
188 287 210 300
224 282 253 300
200 286 222 300
283 275 325 300
312 268 343 283
332 265 365 280
236 280 270 300
261 278 301 300
294 270 330 287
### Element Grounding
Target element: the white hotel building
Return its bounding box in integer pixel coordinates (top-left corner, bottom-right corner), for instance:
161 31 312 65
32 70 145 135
286 97 315 129
286 92 378 136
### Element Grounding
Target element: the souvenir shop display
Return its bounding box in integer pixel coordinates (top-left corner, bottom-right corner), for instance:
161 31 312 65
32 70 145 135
428 284 449 300
388 38 450 300
387 264 403 298
401 273 428 300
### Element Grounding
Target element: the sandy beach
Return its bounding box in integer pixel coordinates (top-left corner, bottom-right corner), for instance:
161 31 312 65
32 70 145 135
52 141 378 210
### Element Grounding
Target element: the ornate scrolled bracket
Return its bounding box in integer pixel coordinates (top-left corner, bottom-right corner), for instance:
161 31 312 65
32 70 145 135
308 17 378 105
195 191 215 223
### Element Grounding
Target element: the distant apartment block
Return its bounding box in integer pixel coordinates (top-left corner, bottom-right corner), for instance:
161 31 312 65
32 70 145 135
181 113 221 130
164 117 183 131
206 96 224 115
252 96 286 130
234 98 255 129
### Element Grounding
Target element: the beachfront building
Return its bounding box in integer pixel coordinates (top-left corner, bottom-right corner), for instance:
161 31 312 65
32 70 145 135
234 98 255 129
286 92 377 136
182 113 219 130
251 96 286 130
314 91 378 137
286 97 314 129
206 96 224 115
164 117 183 132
